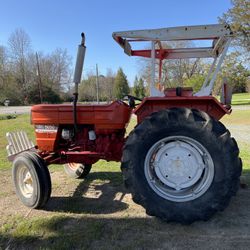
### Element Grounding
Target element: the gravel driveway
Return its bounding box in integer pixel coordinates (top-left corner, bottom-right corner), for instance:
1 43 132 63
0 106 31 115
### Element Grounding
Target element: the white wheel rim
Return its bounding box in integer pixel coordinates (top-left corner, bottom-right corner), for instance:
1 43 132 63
67 162 81 171
17 164 34 198
144 136 214 202
67 163 84 174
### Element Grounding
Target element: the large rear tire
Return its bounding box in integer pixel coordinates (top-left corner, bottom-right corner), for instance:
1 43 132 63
121 108 242 224
12 151 51 208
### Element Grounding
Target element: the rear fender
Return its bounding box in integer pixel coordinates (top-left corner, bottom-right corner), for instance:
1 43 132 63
134 96 231 123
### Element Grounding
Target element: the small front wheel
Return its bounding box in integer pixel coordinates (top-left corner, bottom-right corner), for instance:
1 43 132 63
64 163 92 179
12 152 51 208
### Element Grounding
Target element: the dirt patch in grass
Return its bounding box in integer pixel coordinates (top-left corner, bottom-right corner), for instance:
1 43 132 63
0 168 136 223
1 167 250 250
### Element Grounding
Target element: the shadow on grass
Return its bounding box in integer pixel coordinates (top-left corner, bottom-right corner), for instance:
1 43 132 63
0 217 160 250
45 171 129 214
1 211 250 250
241 169 250 187
1 173 250 249
44 168 250 214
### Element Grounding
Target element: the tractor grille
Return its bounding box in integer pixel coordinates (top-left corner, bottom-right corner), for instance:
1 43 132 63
6 131 35 158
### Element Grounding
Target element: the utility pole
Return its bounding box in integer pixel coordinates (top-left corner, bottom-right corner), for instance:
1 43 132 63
96 64 99 104
35 52 43 103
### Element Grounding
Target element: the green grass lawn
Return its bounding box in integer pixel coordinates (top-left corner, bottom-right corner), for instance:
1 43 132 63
232 93 250 105
215 92 250 105
0 114 35 169
221 109 250 173
223 109 250 125
0 106 250 249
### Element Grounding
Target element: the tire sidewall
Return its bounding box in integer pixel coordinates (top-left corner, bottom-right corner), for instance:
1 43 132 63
131 122 229 210
12 155 41 208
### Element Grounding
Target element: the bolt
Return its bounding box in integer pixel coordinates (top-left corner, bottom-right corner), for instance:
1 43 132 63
153 161 159 168
150 179 156 184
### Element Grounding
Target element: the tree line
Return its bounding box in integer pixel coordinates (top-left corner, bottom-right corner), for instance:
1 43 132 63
0 28 73 105
81 0 249 100
137 0 250 95
78 68 145 102
0 0 249 105
139 44 249 96
0 28 140 105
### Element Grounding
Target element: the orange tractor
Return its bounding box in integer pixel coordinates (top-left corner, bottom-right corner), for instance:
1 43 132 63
6 24 241 224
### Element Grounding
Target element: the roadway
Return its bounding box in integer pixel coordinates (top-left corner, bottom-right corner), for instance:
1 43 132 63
0 106 31 115
0 105 249 115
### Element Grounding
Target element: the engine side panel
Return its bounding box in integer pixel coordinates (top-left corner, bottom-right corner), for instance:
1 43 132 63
31 101 131 129
31 101 132 155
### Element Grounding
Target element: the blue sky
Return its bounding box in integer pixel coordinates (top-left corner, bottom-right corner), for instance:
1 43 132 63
0 0 232 85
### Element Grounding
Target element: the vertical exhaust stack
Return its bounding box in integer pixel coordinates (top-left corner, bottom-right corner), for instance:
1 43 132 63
73 33 86 134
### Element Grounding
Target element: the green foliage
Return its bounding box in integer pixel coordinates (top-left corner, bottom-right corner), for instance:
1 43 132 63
133 76 140 97
218 52 250 93
79 73 116 102
114 68 130 99
79 76 96 102
140 41 206 91
0 114 17 120
0 29 72 106
133 76 145 98
27 85 62 104
138 77 146 98
219 0 250 53
60 91 73 102
184 74 205 92
0 73 23 105
230 63 250 93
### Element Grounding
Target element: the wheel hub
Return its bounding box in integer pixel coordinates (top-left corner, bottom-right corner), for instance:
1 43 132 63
18 165 34 198
144 136 214 202
154 141 205 190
